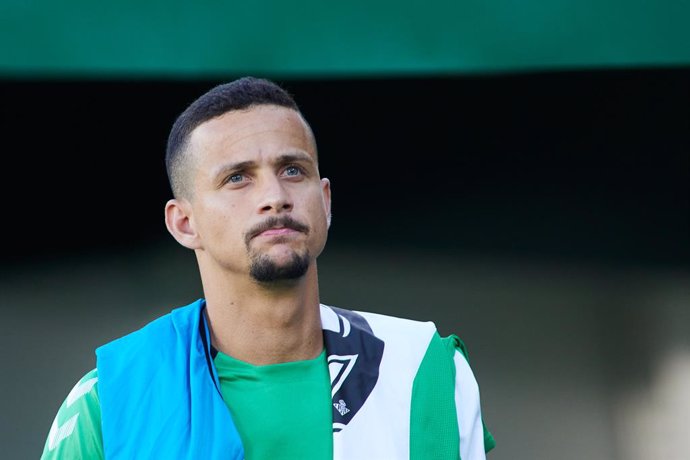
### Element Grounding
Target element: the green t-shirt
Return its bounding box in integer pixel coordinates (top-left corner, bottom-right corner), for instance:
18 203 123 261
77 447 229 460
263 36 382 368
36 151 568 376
214 348 333 459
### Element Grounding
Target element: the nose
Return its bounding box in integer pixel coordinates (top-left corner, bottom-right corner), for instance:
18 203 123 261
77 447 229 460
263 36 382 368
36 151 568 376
258 176 293 214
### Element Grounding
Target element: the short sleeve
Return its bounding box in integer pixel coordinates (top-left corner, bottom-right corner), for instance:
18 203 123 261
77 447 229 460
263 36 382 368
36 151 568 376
442 334 496 456
40 368 104 460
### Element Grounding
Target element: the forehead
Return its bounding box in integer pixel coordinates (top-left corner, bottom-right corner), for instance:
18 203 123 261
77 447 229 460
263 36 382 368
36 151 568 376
188 104 316 163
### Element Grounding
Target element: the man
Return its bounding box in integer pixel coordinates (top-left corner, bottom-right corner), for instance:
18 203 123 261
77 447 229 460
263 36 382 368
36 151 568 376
41 76 496 459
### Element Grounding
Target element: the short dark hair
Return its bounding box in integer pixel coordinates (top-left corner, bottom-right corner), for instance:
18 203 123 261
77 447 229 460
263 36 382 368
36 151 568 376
165 76 301 198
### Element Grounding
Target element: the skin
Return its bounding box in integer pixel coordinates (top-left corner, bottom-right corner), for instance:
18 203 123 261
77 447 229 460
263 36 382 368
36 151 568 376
165 105 332 365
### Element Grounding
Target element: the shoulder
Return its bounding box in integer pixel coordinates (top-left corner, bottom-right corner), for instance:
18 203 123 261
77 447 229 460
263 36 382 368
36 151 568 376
440 334 497 455
440 333 470 361
96 299 203 358
321 303 438 340
321 304 442 380
53 368 100 419
41 369 103 459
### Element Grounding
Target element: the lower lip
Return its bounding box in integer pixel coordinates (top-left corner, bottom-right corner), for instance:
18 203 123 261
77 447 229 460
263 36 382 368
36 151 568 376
258 228 299 237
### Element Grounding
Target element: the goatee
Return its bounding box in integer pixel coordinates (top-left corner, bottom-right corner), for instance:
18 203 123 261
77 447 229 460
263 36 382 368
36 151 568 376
249 250 310 283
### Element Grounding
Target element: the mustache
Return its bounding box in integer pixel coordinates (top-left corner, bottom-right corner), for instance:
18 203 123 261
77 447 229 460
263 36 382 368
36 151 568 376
245 216 310 245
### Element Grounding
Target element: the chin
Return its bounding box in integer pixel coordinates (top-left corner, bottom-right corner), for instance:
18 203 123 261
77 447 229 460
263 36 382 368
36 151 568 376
249 250 311 283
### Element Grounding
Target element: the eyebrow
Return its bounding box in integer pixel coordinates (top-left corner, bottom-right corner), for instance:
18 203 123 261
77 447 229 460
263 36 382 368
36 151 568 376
273 152 315 167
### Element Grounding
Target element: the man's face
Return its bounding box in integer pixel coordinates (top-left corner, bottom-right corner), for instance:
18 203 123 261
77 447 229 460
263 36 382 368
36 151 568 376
183 104 331 283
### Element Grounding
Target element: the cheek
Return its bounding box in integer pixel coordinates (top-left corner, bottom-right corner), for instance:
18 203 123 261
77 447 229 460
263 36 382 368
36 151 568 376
198 201 240 241
308 202 330 237
306 194 327 219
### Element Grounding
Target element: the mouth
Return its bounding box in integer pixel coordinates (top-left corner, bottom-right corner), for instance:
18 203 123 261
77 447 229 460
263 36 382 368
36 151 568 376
256 227 300 238
246 216 309 245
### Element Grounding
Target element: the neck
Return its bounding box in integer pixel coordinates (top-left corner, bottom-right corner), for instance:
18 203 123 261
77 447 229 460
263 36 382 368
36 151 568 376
201 264 324 365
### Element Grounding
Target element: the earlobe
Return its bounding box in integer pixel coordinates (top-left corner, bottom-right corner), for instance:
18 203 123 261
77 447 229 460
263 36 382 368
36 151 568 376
164 199 201 250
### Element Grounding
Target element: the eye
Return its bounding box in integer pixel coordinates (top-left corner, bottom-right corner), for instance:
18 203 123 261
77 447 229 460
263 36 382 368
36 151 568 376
228 173 244 183
284 165 302 177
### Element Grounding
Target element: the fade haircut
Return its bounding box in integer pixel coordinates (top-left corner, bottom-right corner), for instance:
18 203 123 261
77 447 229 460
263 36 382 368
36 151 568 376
165 76 303 198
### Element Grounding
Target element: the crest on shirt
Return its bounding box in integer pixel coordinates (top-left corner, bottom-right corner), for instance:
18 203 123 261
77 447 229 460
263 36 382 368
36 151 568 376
333 399 350 416
323 307 384 432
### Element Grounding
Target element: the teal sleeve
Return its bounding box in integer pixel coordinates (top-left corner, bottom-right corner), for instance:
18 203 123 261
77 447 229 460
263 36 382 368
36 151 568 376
40 368 105 460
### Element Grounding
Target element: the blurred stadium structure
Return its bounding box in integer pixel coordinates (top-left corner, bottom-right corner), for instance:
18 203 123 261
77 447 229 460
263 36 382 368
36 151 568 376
1 2 688 459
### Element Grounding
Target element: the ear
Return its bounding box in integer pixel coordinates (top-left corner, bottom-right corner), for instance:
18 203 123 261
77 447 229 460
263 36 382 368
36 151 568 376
165 198 201 250
321 178 332 228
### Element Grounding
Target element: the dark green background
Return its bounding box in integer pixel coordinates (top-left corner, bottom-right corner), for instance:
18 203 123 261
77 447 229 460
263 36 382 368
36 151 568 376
2 0 690 78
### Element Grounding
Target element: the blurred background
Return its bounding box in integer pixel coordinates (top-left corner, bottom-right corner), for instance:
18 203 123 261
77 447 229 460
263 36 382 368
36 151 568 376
1 1 688 459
